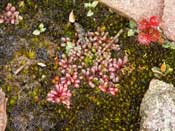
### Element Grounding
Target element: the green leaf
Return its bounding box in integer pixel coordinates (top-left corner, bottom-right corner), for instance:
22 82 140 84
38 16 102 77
162 41 175 50
32 29 40 36
151 67 163 77
40 27 46 33
84 1 98 8
127 29 135 37
84 3 91 8
87 10 94 17
129 20 137 28
164 64 173 75
152 67 161 72
66 42 73 54
39 23 44 29
168 67 173 73
91 1 99 8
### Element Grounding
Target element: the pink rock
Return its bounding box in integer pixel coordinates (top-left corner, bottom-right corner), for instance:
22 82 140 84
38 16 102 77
0 18 4 24
161 0 175 41
0 89 7 131
99 0 175 42
99 0 164 21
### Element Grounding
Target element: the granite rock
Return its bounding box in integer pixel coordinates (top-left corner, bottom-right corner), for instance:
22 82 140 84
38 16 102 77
140 79 175 131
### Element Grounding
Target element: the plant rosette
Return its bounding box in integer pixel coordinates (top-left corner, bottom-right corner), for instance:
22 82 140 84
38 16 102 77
32 23 46 36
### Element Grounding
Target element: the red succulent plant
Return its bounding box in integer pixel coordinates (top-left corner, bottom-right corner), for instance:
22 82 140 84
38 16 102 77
47 26 127 108
47 84 72 108
0 3 22 24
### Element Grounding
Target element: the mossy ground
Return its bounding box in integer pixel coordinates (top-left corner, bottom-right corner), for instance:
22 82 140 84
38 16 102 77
0 0 175 131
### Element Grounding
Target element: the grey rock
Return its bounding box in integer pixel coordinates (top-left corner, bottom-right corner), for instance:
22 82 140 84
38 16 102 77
140 79 175 131
11 105 55 131
0 37 29 65
36 48 48 61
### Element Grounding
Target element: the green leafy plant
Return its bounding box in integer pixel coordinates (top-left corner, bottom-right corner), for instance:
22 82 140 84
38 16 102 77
162 40 175 50
65 41 81 55
32 23 46 36
65 41 73 54
84 1 98 17
152 62 173 78
127 20 137 37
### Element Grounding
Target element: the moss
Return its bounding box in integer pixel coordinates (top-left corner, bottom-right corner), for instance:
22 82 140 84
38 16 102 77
25 49 36 59
9 96 18 106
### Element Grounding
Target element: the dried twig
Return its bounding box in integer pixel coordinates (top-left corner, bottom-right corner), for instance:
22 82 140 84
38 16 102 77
97 29 123 62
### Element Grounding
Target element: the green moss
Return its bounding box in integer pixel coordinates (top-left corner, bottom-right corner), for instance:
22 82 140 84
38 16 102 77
26 49 36 59
9 96 18 106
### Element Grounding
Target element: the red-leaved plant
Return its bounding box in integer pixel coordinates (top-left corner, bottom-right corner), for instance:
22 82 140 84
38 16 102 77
137 16 163 45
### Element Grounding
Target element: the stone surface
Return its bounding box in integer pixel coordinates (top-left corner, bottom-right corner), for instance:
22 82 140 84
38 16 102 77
140 79 175 131
161 0 175 41
99 0 175 41
99 0 164 21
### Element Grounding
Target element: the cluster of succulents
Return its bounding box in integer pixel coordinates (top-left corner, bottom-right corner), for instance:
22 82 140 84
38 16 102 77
137 16 163 45
0 3 22 24
47 24 127 108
